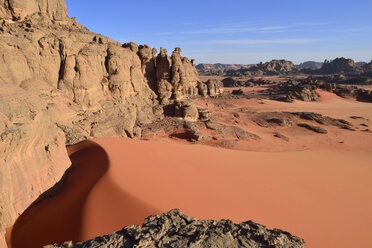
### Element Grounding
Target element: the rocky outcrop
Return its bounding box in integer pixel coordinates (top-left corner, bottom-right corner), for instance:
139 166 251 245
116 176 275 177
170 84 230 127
171 47 199 100
155 47 173 104
48 209 306 248
0 0 68 21
174 100 199 122
205 79 224 96
152 47 223 103
196 63 249 75
317 58 363 74
362 60 372 73
138 44 157 92
266 79 372 103
0 0 223 244
270 81 319 102
296 61 323 70
298 123 328 134
222 77 271 87
226 59 297 76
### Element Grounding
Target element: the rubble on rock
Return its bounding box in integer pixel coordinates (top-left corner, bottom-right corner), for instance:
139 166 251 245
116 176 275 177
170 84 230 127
47 209 306 248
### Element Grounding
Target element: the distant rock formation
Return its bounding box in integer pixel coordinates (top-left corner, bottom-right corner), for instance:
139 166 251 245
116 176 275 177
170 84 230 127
268 80 372 103
202 59 372 77
362 60 372 73
222 77 272 87
196 63 249 75
317 57 363 74
356 61 367 67
48 209 306 248
225 59 298 76
296 61 323 70
0 0 223 244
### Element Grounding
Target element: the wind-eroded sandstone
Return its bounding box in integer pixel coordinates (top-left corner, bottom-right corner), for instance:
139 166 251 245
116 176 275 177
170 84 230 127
0 0 223 244
0 0 68 21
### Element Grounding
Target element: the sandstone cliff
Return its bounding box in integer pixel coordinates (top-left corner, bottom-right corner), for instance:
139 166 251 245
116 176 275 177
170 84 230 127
0 0 223 245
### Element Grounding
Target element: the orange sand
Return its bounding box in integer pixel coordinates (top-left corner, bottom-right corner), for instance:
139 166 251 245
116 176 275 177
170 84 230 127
315 89 344 101
7 137 372 248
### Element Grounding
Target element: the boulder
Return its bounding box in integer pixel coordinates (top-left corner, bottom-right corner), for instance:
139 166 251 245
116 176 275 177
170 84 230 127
185 129 210 143
197 81 208 97
232 89 244 95
206 79 224 96
197 108 211 121
174 100 199 122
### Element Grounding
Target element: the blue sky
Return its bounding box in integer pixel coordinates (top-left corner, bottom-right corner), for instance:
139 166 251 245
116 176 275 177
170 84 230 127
66 0 372 64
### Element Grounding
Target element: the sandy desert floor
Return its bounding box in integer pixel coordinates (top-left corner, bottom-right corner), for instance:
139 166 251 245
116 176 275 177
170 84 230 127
6 88 372 248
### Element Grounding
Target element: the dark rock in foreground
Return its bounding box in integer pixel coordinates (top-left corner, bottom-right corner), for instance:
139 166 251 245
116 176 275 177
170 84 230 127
46 209 305 248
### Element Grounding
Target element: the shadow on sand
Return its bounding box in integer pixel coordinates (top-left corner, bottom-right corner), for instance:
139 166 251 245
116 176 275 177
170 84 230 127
8 140 158 248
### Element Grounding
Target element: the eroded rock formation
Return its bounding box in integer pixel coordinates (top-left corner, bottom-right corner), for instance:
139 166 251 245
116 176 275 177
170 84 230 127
48 209 306 248
319 57 363 74
225 59 297 76
0 0 223 244
267 80 372 103
0 0 68 21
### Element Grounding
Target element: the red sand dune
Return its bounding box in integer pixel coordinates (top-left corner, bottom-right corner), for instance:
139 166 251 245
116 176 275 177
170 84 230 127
7 137 372 248
315 89 344 101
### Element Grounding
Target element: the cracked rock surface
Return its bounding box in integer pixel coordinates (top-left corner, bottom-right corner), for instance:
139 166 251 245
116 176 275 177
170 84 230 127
47 209 306 248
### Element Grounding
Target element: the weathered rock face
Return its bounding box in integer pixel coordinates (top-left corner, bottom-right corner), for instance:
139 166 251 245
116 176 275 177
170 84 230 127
48 209 306 248
0 0 221 244
0 0 68 21
155 47 173 104
151 47 222 103
138 44 157 92
171 47 198 99
0 83 72 246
